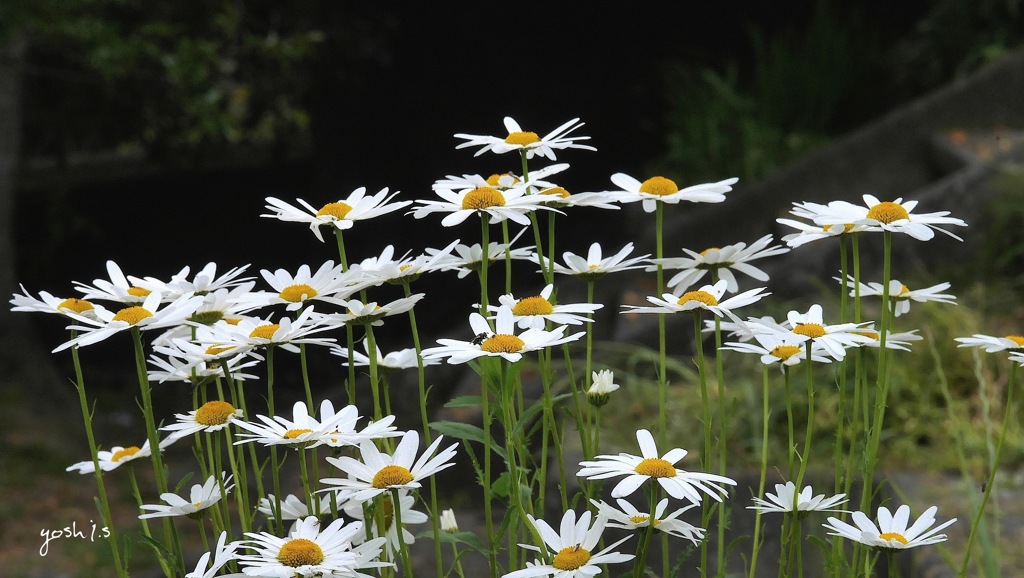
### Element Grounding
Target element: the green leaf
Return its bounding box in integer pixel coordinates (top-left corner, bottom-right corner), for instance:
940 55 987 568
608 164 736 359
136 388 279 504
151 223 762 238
444 395 482 408
430 421 507 461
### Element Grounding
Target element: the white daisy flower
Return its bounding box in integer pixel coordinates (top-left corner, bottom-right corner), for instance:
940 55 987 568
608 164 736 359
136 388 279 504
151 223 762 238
454 116 595 160
621 279 769 322
410 182 560 228
233 400 362 449
504 509 633 578
259 261 356 311
343 489 427 558
543 242 651 280
776 201 872 247
838 276 957 317
73 260 168 304
148 333 263 383
592 498 705 546
131 262 254 299
440 509 459 533
329 339 438 372
851 326 923 351
53 291 202 352
823 504 956 550
318 294 425 327
813 194 968 242
421 306 585 365
576 428 736 504
425 230 534 279
599 173 737 213
10 285 108 321
185 531 241 578
237 516 380 577
720 331 832 367
319 430 458 503
358 240 460 286
749 482 849 514
160 400 244 443
587 369 620 407
66 439 164 474
138 473 233 519
768 303 875 361
315 399 402 449
651 234 790 292
488 284 602 330
258 493 337 521
1010 351 1024 366
433 164 569 192
263 187 412 243
954 333 1024 353
206 307 337 354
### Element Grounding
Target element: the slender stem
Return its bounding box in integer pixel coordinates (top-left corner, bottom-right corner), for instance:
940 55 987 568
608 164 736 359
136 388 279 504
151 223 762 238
714 314 727 578
748 366 771 578
479 213 491 315
391 489 415 577
480 367 497 578
656 204 668 447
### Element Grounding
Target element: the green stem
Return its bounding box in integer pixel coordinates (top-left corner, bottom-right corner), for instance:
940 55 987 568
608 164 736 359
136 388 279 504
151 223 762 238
656 203 667 447
748 366 771 578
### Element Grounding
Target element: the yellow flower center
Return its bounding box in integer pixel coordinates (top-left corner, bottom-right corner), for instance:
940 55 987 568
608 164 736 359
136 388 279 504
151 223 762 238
634 458 677 478
283 428 313 439
277 538 325 567
316 202 353 220
504 131 540 146
793 323 826 338
587 264 600 270
639 176 678 197
629 514 650 525
462 187 506 210
195 400 237 426
770 345 802 360
512 295 554 316
486 173 519 187
854 330 880 340
111 446 141 462
205 345 233 356
280 284 318 303
57 298 95 314
699 247 720 256
866 201 910 224
112 306 154 325
127 286 151 297
250 324 280 340
677 291 718 307
1005 335 1024 348
878 532 909 545
480 334 525 354
895 284 912 299
372 464 414 488
552 546 592 570
541 187 571 198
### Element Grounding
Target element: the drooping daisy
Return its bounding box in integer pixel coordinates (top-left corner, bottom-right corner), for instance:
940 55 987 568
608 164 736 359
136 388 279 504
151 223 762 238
489 284 602 330
598 173 737 213
838 276 957 317
823 504 956 550
425 230 534 279
421 306 585 365
10 286 108 321
576 428 736 504
621 279 769 323
258 493 338 522
954 333 1024 353
53 291 202 352
454 116 595 160
504 509 633 578
343 488 427 558
593 498 705 546
237 516 378 577
319 430 458 503
814 194 968 241
185 530 242 578
329 339 438 372
544 241 651 280
66 439 164 474
749 482 849 515
259 261 355 311
263 187 412 243
410 182 560 227
719 331 832 368
206 307 338 354
139 473 233 519
160 400 244 443
652 234 790 292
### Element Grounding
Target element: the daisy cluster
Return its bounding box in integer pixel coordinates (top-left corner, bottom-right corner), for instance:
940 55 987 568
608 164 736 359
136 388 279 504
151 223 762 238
11 113 1000 578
